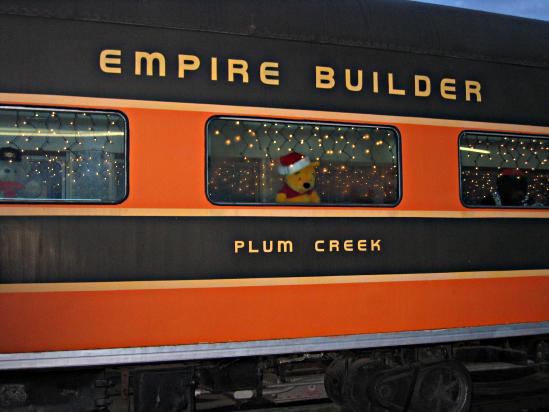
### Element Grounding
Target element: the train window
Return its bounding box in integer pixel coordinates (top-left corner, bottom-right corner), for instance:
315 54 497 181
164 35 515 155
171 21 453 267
207 117 400 206
0 107 127 203
460 132 549 208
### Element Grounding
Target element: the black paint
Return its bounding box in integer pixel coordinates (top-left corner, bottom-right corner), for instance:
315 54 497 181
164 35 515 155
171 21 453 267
0 217 547 283
0 10 547 125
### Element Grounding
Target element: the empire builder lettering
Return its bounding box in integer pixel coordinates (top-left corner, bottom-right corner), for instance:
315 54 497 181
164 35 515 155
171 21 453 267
99 50 482 102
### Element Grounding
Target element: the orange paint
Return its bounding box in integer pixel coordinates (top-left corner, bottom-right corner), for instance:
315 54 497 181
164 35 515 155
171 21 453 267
0 96 548 355
0 101 544 213
1 276 549 353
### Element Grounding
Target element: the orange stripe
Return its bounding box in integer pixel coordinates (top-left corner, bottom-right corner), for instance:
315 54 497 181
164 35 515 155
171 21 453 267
1 276 548 353
1 93 549 214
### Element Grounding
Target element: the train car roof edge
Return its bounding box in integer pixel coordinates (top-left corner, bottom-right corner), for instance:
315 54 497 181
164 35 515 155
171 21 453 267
0 0 548 69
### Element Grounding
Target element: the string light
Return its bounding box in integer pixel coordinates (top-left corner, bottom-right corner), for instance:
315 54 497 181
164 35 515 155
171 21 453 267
460 134 549 206
0 109 126 202
208 119 399 204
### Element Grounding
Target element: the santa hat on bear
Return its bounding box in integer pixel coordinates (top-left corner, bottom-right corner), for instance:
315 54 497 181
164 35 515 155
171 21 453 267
278 151 311 175
500 168 523 177
497 167 527 189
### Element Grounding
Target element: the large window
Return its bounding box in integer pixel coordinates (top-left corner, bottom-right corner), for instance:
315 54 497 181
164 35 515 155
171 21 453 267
0 107 127 203
207 117 400 206
460 132 549 208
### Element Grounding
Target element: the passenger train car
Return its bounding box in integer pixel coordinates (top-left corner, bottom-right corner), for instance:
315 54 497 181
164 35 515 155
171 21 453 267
0 0 548 410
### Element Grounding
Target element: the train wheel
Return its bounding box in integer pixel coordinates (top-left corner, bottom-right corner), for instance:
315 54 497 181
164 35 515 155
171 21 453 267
343 359 386 412
410 361 472 412
324 358 349 406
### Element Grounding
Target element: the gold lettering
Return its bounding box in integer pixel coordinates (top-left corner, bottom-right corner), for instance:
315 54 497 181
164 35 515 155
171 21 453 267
465 80 482 102
278 240 293 253
314 240 325 252
345 69 363 92
372 71 379 93
260 62 280 85
178 54 200 78
329 240 340 252
248 240 259 254
211 57 218 81
343 240 354 252
371 239 382 251
234 240 245 254
414 75 431 97
135 51 166 77
262 240 273 253
440 78 457 100
388 73 406 95
357 239 367 252
99 49 122 74
316 66 335 89
228 59 249 83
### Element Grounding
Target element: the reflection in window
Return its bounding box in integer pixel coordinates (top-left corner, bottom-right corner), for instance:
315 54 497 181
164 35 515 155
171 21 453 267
207 118 400 205
460 132 549 208
0 107 127 203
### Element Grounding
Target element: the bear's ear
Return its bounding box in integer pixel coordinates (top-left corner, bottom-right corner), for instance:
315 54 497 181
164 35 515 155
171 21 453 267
312 161 320 167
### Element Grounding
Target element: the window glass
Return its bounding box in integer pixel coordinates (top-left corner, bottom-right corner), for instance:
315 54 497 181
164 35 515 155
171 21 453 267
460 132 549 208
0 107 127 203
207 117 400 205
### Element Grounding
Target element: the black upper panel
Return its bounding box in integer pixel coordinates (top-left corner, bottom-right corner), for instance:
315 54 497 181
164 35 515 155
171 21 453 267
0 0 548 68
0 0 548 125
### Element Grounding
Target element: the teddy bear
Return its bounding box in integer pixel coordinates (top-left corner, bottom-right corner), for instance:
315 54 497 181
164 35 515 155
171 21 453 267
0 148 26 198
275 151 321 203
0 148 41 199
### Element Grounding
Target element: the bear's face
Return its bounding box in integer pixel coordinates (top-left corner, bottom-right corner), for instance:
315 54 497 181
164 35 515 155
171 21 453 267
285 162 319 194
0 161 22 183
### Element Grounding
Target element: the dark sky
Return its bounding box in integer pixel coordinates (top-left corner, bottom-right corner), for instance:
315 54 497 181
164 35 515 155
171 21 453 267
412 0 549 21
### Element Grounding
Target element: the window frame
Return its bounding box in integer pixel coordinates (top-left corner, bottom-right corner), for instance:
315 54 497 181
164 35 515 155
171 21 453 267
0 105 129 205
458 130 549 209
205 116 402 207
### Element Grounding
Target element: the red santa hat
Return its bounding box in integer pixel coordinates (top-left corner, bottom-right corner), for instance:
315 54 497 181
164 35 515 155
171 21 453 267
500 168 522 177
278 152 311 175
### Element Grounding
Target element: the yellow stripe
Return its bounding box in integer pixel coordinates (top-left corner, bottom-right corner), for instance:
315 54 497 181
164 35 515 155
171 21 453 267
2 92 549 133
0 207 547 218
1 269 548 293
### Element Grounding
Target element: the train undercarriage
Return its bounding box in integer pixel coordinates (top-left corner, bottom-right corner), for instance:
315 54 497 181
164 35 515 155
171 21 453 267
1 335 549 412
